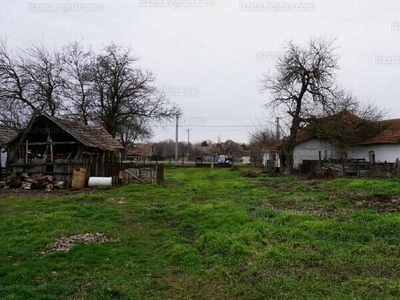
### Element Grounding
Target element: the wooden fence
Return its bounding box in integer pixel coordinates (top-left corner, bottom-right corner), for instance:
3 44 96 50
301 159 398 177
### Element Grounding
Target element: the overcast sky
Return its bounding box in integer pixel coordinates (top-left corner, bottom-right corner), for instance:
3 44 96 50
1 0 400 144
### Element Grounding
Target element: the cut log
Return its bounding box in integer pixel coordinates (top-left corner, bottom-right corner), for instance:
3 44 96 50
46 184 53 192
21 173 30 181
22 182 32 190
54 181 65 189
6 174 21 189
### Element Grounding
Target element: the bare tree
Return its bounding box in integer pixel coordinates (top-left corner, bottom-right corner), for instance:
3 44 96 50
0 40 36 129
153 139 182 159
0 39 179 142
0 39 66 132
248 126 277 166
262 38 370 174
310 103 385 157
89 43 177 138
62 41 94 124
116 118 153 147
19 43 65 116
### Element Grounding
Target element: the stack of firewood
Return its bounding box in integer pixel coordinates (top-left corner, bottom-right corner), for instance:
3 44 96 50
4 173 65 191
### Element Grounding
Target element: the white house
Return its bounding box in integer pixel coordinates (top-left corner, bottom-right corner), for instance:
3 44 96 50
240 150 251 165
346 119 400 163
263 111 400 172
291 118 400 169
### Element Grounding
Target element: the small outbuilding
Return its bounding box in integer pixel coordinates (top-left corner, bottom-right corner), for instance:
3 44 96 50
7 114 125 181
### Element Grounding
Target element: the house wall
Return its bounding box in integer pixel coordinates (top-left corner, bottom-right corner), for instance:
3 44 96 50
347 144 400 163
293 139 342 169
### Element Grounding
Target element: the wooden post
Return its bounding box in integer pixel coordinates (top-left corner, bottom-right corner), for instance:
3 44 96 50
25 140 29 164
0 146 2 179
50 139 54 163
95 151 99 177
369 160 372 178
318 151 321 168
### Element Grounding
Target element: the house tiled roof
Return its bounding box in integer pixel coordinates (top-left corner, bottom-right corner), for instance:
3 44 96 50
358 119 400 145
264 129 313 152
125 143 153 156
241 150 251 157
45 115 124 151
0 125 18 147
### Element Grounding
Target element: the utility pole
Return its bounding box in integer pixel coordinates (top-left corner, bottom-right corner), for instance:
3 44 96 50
186 129 191 161
276 117 280 140
175 113 179 166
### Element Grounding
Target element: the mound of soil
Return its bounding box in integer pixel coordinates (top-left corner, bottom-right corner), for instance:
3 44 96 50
240 171 259 178
229 166 241 171
356 194 400 213
41 232 117 254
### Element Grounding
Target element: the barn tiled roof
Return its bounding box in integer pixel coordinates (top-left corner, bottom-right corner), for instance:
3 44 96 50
0 125 18 147
45 115 124 151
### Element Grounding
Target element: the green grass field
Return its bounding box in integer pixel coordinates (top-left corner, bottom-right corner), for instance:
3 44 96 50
2 168 400 299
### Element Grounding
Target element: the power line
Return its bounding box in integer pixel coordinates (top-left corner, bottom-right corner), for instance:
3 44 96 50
149 124 270 128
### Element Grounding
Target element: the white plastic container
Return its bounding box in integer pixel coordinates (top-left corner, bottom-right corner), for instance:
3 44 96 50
88 177 112 187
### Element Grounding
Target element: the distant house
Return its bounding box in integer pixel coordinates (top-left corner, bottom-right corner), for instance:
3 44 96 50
263 142 282 171
7 114 124 180
240 150 251 164
0 125 18 169
125 143 153 162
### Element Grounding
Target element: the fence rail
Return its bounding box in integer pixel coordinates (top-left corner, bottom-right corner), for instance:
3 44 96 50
301 159 399 177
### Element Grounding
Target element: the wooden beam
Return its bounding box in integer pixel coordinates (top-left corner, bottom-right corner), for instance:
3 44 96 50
27 141 78 146
45 118 51 164
74 146 82 160
43 143 49 163
50 139 53 163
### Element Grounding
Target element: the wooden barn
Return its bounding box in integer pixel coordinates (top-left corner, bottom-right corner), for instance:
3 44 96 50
6 114 125 181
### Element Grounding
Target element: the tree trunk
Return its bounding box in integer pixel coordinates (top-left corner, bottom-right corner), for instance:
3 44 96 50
283 146 295 175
